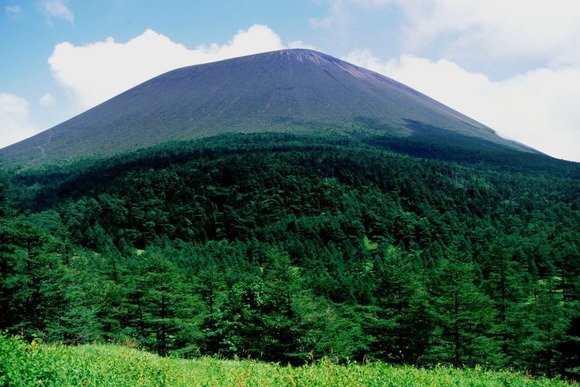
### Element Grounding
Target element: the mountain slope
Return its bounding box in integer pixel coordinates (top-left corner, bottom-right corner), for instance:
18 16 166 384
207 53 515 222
0 49 536 167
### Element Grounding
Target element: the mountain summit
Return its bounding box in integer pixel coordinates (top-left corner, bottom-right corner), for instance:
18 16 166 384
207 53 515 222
0 49 536 167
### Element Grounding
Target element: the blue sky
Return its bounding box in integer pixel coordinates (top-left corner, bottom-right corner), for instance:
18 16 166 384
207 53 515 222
2 0 579 161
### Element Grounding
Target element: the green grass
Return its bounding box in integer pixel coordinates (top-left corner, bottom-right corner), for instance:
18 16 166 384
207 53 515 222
0 334 569 386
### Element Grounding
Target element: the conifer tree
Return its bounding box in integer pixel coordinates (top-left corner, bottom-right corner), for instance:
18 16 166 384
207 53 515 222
122 251 203 356
365 245 433 364
508 280 571 376
427 250 502 367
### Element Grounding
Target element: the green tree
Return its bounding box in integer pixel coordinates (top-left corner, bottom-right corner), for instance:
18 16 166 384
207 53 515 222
122 251 203 356
427 251 503 368
257 250 306 362
507 280 571 376
195 265 227 355
0 217 68 338
364 245 433 364
45 263 103 344
0 171 9 219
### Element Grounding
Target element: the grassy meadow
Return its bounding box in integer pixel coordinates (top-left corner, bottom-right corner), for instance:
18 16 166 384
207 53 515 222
1 334 570 387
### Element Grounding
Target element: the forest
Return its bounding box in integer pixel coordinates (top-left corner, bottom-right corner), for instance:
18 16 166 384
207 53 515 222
1 133 579 378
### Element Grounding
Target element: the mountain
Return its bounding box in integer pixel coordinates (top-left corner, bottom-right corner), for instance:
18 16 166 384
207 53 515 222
0 49 536 168
2 50 580 375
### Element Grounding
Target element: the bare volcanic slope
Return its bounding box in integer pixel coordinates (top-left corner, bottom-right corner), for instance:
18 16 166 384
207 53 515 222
0 49 536 167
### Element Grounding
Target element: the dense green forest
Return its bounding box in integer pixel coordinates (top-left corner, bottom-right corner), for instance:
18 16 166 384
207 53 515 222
1 133 579 378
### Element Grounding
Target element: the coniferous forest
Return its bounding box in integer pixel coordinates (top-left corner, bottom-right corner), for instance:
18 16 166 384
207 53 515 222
1 133 579 378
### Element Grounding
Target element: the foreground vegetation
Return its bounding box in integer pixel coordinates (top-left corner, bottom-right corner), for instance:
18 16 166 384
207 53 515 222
0 333 570 386
1 133 579 378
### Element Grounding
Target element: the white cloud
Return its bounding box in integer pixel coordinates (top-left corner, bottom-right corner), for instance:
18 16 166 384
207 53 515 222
0 93 38 149
318 0 580 68
288 40 318 50
48 24 285 109
43 0 74 23
395 0 580 67
39 92 56 108
5 5 23 19
310 0 352 30
345 50 580 162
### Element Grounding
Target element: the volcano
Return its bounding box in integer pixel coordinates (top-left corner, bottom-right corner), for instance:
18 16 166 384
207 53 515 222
0 49 536 167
